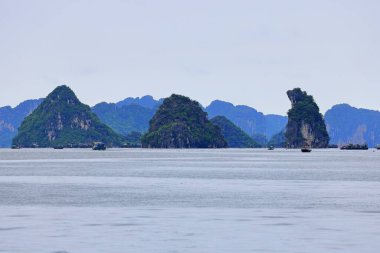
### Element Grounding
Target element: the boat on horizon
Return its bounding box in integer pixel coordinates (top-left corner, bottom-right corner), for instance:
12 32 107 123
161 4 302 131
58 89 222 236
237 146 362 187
93 142 106 151
301 145 312 153
340 144 368 150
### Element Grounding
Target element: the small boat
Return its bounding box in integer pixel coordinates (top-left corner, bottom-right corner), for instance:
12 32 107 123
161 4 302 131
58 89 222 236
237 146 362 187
301 147 312 153
93 142 106 150
268 146 274 150
340 144 368 150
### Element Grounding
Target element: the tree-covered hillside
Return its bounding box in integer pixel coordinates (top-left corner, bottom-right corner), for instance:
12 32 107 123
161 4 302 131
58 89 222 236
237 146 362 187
92 102 155 136
142 94 227 148
13 85 124 147
210 116 260 148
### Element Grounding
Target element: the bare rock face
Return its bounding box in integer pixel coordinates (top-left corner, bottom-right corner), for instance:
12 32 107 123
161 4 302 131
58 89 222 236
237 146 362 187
285 88 329 148
12 85 124 147
324 103 380 147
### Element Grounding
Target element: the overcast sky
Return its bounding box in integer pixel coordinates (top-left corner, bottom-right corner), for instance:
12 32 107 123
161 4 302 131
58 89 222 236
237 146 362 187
0 0 379 115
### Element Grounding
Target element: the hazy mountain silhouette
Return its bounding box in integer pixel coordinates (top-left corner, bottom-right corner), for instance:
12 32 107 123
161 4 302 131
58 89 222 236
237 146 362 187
325 104 380 147
205 100 287 140
0 99 43 147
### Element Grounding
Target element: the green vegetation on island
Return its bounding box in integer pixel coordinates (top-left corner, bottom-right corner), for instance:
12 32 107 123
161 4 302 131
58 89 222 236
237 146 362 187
8 88 380 149
12 85 125 148
210 116 260 148
141 94 227 148
92 102 155 136
285 88 329 148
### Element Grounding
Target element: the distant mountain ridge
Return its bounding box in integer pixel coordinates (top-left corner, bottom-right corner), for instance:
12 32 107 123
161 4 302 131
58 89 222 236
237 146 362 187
210 116 260 148
0 99 43 147
115 95 163 109
92 102 155 136
325 104 380 147
91 96 162 136
205 100 287 140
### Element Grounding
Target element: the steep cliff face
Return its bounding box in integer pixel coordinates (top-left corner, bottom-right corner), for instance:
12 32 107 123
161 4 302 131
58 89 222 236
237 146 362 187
285 88 329 148
325 104 380 147
12 85 124 147
141 94 227 148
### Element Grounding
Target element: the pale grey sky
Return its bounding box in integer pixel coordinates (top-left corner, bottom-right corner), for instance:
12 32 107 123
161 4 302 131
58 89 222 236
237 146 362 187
0 0 379 115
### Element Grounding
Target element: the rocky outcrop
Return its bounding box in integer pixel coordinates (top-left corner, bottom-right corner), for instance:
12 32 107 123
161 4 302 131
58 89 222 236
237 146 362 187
12 85 124 147
141 94 227 148
285 88 329 148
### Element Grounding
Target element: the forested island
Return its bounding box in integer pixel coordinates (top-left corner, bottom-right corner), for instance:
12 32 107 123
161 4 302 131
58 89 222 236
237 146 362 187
3 85 379 149
285 88 329 148
141 94 227 148
12 86 125 148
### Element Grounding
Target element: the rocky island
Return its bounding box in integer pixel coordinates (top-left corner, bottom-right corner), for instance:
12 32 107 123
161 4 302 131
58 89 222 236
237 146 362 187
12 85 125 148
285 88 329 148
141 94 227 148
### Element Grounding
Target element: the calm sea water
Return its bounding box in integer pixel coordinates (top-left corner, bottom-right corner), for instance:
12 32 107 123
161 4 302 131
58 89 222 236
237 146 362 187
1 148 380 253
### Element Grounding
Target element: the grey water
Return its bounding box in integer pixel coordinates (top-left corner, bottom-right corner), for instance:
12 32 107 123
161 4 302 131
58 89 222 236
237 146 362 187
1 149 380 253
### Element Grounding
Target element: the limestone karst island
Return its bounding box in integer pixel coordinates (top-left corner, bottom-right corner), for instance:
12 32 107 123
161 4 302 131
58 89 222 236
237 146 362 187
2 85 378 150
2 1 380 253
